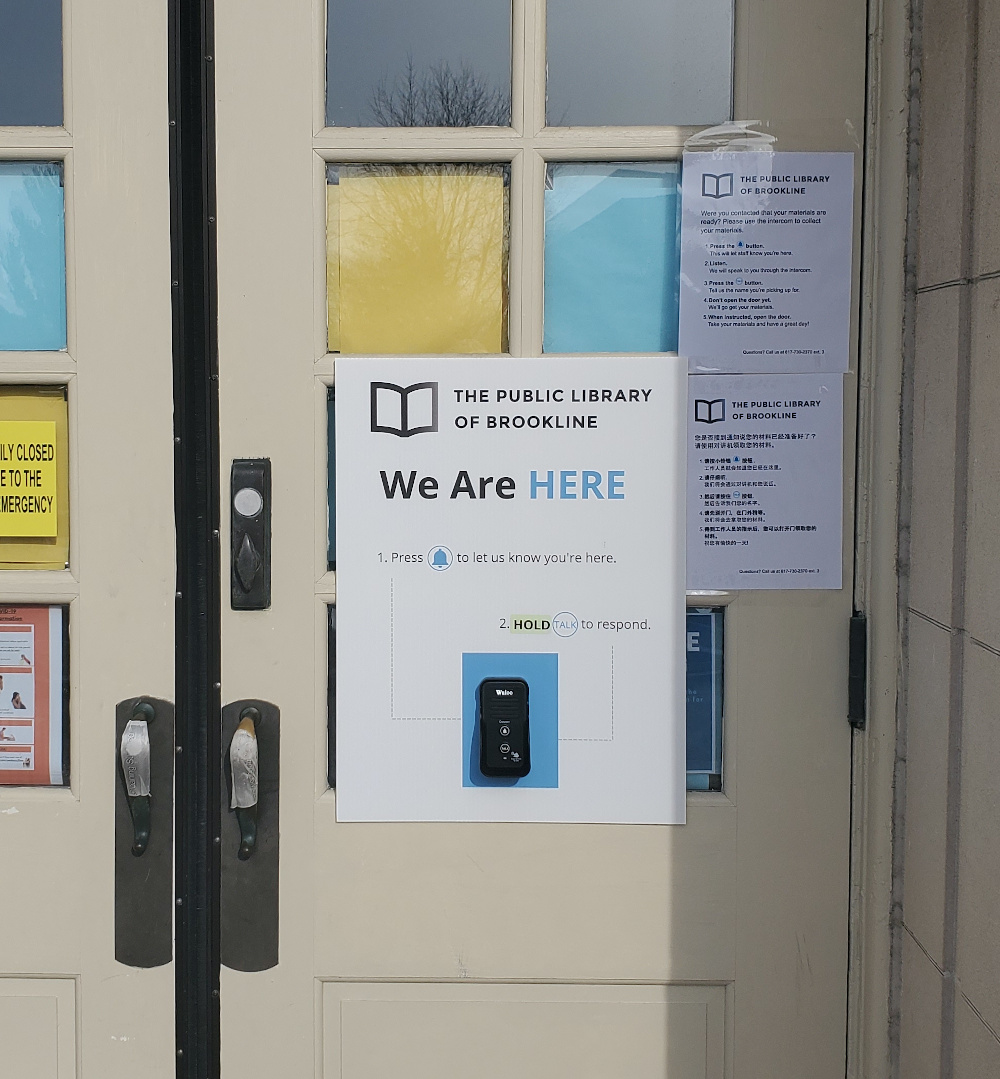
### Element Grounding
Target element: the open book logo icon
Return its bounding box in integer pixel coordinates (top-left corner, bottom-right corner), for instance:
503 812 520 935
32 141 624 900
370 381 439 437
701 173 734 199
694 399 725 424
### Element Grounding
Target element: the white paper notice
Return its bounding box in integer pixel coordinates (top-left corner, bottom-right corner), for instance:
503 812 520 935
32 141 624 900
679 151 855 373
336 356 687 824
687 374 843 590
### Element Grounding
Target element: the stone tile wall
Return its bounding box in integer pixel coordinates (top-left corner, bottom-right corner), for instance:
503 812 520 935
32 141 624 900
897 0 1000 1071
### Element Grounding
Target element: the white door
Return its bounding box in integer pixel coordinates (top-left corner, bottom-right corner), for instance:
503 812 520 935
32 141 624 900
216 2 867 1078
0 0 177 1074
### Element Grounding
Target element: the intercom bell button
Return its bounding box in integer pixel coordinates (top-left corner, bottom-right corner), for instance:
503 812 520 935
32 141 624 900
478 677 531 778
230 459 271 610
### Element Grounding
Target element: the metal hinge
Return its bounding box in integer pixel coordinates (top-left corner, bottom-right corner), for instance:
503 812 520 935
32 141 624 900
848 613 867 730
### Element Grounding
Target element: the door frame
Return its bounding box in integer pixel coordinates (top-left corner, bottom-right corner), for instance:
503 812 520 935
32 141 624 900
849 0 910 1075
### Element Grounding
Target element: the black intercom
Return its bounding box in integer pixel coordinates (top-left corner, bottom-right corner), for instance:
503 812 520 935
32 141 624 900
478 677 531 778
231 459 271 610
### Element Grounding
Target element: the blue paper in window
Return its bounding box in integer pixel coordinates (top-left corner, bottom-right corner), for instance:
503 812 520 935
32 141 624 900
686 607 723 791
0 162 67 351
334 390 343 574
543 162 680 354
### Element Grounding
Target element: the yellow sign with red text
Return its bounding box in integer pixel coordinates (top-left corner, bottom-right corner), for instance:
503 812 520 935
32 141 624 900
0 421 58 537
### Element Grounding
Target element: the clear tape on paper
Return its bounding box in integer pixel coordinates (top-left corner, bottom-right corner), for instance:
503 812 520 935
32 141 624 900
683 120 777 152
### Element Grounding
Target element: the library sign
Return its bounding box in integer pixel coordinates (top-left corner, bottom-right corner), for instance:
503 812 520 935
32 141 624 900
0 421 57 537
336 356 687 825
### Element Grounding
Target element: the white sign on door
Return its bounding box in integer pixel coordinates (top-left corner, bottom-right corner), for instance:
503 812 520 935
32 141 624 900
687 373 843 590
679 151 855 374
335 356 686 824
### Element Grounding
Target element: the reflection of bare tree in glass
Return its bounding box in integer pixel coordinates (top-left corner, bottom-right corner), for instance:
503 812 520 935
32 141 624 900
370 57 510 128
0 164 64 346
337 163 509 353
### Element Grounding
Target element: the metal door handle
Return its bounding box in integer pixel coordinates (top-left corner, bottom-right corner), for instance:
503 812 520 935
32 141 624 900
229 706 260 860
120 701 155 856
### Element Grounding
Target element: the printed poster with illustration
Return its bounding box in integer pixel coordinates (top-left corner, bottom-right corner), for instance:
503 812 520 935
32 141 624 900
0 606 66 785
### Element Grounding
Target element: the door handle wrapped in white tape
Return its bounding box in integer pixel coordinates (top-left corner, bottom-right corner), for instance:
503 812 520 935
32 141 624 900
120 701 155 856
229 708 260 860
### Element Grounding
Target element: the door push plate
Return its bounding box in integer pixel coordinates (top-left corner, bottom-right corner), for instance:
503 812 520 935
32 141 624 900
115 696 174 968
231 459 271 610
222 698 280 972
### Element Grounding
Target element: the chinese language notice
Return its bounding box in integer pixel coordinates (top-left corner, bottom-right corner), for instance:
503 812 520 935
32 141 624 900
687 373 843 590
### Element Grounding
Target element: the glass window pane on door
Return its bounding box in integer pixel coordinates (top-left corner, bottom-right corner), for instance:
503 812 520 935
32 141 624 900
327 163 508 354
546 0 733 127
0 1 62 127
326 0 511 127
686 607 723 791
327 388 335 570
0 163 67 352
0 387 69 569
0 605 69 787
543 162 679 353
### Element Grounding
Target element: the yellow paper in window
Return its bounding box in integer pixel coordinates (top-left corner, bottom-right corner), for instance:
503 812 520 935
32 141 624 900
335 171 504 354
0 388 68 568
326 183 341 354
0 421 57 536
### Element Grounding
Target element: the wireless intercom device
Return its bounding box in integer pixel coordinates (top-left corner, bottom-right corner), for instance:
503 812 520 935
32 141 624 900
478 677 530 778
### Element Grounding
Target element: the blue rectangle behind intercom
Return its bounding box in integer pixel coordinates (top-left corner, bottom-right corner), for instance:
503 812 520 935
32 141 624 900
462 652 559 788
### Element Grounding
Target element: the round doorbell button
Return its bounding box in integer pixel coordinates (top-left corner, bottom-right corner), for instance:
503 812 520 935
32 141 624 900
234 487 263 517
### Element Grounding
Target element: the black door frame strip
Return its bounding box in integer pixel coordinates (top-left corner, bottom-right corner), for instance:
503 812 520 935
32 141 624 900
168 0 222 1074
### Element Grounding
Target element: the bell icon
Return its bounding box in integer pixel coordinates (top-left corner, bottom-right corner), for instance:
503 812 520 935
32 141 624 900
428 546 453 571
